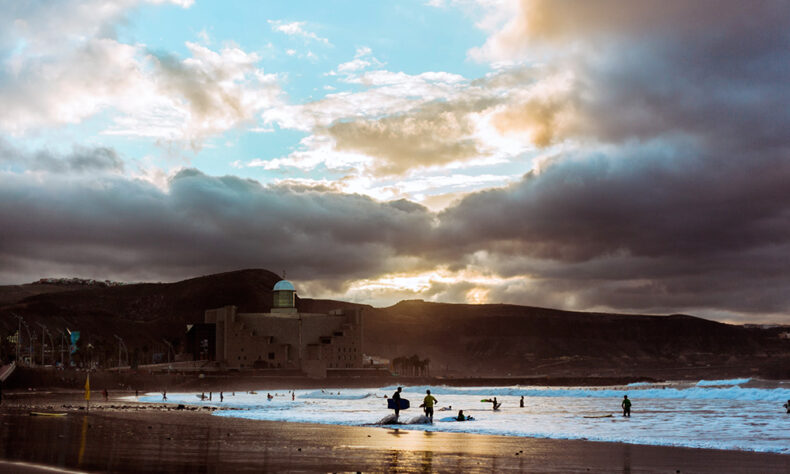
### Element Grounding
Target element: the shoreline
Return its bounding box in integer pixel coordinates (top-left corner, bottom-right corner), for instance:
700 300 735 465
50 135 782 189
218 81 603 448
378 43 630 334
1 392 789 472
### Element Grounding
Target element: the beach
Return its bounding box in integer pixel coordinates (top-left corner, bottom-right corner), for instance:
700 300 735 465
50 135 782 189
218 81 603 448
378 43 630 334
1 391 789 473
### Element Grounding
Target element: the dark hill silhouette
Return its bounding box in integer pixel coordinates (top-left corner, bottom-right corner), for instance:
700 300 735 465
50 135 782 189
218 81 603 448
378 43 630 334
1 269 787 377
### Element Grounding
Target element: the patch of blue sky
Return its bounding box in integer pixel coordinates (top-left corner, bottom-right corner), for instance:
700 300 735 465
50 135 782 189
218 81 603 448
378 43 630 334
190 128 311 177
120 0 489 103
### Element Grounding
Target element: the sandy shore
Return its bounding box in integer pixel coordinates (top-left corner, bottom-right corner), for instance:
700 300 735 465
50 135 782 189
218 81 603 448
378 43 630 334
1 391 788 473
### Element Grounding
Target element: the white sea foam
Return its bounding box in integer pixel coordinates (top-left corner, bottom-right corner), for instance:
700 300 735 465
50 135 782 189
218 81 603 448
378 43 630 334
696 378 750 386
141 380 790 454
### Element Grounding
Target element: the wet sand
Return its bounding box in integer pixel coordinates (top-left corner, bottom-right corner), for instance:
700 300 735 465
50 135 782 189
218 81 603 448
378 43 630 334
1 392 789 473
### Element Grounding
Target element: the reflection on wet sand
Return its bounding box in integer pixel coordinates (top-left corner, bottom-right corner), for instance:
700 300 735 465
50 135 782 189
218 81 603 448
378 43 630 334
77 415 87 467
0 401 787 473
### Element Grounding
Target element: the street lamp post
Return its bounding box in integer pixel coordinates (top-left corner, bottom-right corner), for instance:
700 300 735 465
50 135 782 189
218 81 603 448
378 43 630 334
12 313 22 364
162 339 174 364
113 335 128 370
36 323 47 365
18 320 34 367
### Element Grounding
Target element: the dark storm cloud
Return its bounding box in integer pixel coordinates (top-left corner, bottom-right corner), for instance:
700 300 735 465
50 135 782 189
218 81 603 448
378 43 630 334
0 157 433 285
432 140 790 315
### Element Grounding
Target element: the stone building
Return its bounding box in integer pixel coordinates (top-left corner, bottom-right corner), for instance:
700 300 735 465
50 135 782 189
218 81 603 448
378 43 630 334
204 279 363 377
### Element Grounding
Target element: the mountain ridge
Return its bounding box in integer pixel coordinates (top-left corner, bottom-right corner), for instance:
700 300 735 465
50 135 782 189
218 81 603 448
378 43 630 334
1 268 788 377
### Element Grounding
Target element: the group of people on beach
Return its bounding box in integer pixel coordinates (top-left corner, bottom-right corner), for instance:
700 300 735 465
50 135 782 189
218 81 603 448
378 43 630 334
388 387 639 423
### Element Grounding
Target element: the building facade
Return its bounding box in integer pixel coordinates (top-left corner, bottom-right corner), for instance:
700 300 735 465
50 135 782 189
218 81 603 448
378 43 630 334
204 279 363 377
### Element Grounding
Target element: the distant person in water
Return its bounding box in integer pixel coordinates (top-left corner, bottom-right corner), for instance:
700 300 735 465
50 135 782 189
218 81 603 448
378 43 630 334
456 410 466 421
784 400 790 413
491 397 500 411
622 395 631 417
162 390 167 401
392 387 403 418
520 396 524 408
267 393 273 401
220 392 224 402
422 390 438 422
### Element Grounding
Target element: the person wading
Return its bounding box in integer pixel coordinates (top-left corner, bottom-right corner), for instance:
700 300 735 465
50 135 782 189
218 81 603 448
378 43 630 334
422 389 438 422
392 386 403 419
622 395 632 417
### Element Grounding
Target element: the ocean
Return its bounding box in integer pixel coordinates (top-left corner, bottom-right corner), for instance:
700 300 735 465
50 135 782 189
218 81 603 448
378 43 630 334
141 378 790 454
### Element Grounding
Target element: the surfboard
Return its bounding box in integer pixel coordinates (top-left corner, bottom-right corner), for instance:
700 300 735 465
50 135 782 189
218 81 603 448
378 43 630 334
493 402 502 410
387 398 410 410
30 412 67 417
583 414 613 418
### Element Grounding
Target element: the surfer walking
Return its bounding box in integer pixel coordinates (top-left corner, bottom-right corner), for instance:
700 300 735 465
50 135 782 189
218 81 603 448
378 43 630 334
520 396 524 408
422 390 438 422
621 395 631 417
392 386 403 418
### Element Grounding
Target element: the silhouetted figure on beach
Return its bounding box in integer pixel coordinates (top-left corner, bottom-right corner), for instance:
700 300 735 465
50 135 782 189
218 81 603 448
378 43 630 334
520 396 524 408
422 390 438 422
162 390 167 401
209 392 212 401
622 395 631 417
491 397 501 411
220 392 224 402
392 387 403 419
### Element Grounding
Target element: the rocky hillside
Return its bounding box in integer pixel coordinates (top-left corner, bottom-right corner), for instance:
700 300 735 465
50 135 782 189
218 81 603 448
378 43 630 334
1 269 788 377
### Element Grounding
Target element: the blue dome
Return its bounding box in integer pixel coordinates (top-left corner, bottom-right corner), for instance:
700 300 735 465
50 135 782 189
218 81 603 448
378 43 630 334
273 280 295 291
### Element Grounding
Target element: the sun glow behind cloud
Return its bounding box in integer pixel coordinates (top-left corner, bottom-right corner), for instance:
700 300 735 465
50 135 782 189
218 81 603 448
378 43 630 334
1 0 789 323
331 267 530 307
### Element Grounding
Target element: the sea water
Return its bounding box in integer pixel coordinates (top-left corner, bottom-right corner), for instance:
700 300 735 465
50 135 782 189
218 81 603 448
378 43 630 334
141 378 790 454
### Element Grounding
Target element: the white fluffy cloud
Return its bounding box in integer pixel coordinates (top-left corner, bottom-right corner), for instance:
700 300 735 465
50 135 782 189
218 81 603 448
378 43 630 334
0 0 281 145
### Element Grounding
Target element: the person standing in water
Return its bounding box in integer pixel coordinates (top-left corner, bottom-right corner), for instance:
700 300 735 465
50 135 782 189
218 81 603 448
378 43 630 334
220 392 224 402
422 390 438 422
392 386 403 419
622 395 631 417
519 396 524 408
784 400 790 413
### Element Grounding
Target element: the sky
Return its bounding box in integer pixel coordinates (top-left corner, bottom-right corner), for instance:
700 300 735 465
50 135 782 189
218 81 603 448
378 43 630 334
1 0 789 323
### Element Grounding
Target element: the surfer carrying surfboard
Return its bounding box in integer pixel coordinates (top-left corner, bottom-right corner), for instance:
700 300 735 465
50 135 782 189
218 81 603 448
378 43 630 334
392 387 403 418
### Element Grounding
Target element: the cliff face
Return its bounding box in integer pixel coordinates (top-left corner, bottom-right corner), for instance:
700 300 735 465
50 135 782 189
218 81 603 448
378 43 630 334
1 269 787 376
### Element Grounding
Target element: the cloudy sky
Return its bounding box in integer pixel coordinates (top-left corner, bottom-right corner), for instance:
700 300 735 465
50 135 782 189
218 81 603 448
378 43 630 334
1 0 789 323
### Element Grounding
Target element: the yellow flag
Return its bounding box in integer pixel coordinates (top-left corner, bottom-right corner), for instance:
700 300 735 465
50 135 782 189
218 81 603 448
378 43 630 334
84 374 90 401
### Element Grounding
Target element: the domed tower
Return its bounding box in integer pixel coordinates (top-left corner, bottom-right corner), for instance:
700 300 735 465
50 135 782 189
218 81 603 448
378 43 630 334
272 279 297 314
